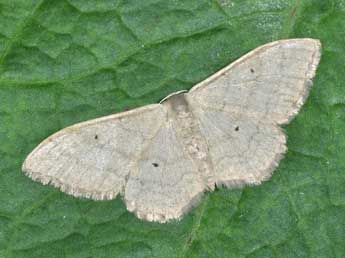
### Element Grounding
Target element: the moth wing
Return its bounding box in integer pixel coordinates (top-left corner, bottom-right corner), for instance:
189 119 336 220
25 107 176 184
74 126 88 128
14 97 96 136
188 103 286 186
124 120 206 222
189 38 321 124
22 104 167 200
186 38 321 186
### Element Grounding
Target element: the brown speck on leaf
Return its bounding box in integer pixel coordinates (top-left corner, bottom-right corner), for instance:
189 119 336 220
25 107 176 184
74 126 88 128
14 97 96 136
290 6 297 18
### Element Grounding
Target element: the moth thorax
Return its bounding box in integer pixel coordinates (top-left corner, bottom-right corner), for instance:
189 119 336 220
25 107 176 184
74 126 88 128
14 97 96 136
163 92 191 117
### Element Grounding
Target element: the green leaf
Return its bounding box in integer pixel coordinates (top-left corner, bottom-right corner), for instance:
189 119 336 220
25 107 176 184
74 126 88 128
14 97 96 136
1 0 344 257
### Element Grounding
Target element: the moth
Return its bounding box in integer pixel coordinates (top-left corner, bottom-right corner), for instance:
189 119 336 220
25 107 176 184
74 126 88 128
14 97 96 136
22 39 321 223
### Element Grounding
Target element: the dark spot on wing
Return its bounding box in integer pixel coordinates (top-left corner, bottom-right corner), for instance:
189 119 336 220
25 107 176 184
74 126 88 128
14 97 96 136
235 126 239 131
250 68 255 73
152 163 159 167
94 135 98 139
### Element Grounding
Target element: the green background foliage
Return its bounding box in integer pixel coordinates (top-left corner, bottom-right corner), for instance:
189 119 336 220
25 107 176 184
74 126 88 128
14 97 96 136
0 0 344 257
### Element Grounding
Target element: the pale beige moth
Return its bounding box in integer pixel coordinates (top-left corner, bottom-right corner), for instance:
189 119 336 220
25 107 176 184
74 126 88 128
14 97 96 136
22 39 321 223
